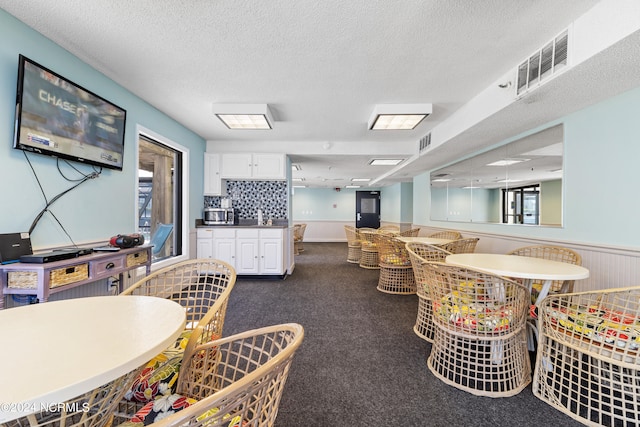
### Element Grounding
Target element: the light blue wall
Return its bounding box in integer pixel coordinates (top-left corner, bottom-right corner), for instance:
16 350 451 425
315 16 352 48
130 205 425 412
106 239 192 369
380 185 400 223
292 187 381 222
291 184 410 224
415 85 640 249
0 10 206 249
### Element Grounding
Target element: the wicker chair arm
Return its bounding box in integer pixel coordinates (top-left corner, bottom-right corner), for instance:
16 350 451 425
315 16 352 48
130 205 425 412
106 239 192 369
152 324 304 427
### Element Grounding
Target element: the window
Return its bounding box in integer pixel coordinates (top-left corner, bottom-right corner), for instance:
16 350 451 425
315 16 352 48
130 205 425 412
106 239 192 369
137 126 189 265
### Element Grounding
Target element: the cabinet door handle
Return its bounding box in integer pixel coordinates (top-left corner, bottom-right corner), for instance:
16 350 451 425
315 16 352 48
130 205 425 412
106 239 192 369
106 262 115 270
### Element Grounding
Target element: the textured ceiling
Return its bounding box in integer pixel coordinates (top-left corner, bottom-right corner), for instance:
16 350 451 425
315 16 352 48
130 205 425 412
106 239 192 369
3 0 634 188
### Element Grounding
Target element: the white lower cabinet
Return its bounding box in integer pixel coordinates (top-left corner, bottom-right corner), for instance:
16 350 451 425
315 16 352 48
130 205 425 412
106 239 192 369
213 228 236 267
196 228 214 259
196 227 285 275
259 229 284 274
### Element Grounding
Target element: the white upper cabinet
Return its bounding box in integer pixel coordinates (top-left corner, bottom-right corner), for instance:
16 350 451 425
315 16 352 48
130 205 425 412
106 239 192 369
203 153 223 195
220 153 286 180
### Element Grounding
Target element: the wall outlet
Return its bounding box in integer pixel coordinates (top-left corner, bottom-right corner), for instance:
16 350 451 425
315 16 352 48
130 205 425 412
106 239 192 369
107 276 119 291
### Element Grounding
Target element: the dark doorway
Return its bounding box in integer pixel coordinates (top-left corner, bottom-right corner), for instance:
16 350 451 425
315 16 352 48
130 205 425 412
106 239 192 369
356 191 380 228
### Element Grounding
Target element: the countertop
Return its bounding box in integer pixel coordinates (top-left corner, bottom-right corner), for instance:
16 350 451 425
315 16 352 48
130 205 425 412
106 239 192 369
195 219 290 229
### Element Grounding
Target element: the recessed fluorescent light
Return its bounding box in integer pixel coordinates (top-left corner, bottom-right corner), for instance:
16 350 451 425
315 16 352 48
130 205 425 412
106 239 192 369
496 179 523 183
368 104 432 130
292 178 305 182
432 178 452 182
351 178 371 182
293 185 306 188
291 164 301 171
369 159 404 166
212 104 274 129
487 159 529 166
346 185 361 188
462 186 480 189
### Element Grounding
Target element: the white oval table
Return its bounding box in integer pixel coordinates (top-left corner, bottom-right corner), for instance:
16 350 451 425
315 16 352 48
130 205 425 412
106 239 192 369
445 253 589 305
0 295 186 422
396 236 453 246
445 252 590 352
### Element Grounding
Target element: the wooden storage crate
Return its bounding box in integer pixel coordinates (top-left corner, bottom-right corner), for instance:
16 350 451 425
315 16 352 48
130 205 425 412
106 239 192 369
8 264 89 289
126 250 148 267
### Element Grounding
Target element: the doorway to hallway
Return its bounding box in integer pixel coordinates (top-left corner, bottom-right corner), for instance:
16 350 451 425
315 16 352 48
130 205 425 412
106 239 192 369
356 191 380 228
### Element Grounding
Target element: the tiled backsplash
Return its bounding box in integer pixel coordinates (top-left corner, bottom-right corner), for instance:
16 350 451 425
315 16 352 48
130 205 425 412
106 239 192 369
204 180 288 220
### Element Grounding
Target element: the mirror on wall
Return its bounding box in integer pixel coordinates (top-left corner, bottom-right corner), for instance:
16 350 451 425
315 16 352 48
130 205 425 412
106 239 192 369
430 124 564 226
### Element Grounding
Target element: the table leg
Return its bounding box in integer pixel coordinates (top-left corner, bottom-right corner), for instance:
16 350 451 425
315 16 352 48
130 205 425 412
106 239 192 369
534 279 553 306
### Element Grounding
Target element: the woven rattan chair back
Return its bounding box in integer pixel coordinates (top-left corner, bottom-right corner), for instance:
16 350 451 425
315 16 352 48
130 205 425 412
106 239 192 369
406 242 452 342
293 223 307 254
406 242 452 296
143 323 305 427
399 227 421 237
120 258 236 358
8 368 142 427
344 225 359 245
534 286 640 425
379 225 400 233
507 245 582 293
428 230 462 240
344 225 362 263
441 237 480 254
422 261 531 397
359 229 386 269
376 235 415 294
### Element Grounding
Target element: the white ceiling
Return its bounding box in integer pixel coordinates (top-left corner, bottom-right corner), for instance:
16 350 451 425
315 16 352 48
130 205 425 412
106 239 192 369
2 0 638 188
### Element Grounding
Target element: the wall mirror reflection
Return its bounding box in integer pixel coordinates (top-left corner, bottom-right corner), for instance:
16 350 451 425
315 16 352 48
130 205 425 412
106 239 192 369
430 124 563 226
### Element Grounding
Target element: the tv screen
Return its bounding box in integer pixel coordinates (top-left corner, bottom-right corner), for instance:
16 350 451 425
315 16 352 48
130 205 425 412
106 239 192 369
13 55 126 170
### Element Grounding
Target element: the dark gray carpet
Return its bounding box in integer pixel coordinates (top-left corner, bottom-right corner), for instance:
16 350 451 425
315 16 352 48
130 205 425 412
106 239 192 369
223 243 583 426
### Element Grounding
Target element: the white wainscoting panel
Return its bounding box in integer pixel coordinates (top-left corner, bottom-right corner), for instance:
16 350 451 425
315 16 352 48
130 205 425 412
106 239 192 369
418 226 640 293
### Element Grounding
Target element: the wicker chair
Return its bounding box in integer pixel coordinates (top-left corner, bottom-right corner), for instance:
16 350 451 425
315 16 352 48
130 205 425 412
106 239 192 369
399 227 421 237
406 242 452 342
442 237 480 254
114 323 304 427
423 261 531 397
359 228 380 269
379 225 400 233
507 245 582 294
117 259 236 413
344 225 362 263
428 230 462 240
4 368 142 427
534 286 640 426
293 223 307 254
376 235 416 294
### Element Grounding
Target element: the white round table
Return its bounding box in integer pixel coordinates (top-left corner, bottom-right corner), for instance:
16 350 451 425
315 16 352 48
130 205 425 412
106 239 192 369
0 295 186 422
396 236 453 246
445 253 589 305
445 253 589 351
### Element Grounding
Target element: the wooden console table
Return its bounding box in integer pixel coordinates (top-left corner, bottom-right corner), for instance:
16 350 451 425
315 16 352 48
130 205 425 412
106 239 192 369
0 246 151 309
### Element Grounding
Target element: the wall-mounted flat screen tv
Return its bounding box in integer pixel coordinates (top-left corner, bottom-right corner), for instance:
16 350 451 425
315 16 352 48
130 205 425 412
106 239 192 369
13 55 126 170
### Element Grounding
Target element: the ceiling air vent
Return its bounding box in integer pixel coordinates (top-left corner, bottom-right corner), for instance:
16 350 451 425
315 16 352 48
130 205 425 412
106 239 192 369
516 29 569 96
419 133 431 152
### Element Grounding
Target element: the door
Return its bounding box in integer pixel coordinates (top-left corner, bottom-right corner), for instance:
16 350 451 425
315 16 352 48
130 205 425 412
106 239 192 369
502 186 539 225
356 191 380 228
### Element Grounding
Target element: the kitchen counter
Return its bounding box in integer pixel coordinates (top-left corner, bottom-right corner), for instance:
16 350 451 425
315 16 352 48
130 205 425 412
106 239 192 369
195 219 290 228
